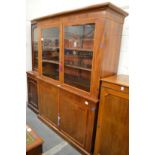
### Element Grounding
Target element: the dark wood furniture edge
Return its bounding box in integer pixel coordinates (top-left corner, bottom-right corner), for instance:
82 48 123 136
38 115 91 155
26 137 43 152
31 2 128 22
26 125 43 152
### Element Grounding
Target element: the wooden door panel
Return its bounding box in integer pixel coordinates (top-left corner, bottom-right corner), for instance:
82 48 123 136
59 90 88 147
39 81 58 126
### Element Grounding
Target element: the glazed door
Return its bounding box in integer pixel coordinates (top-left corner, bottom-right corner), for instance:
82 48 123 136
59 90 88 147
32 24 38 71
41 26 60 80
27 77 38 112
38 81 58 126
94 88 129 155
63 23 95 92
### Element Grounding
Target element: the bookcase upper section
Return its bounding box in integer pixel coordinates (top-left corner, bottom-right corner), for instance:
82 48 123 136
30 2 128 99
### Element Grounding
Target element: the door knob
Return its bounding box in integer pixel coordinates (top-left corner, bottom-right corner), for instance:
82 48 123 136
85 101 89 105
120 86 124 91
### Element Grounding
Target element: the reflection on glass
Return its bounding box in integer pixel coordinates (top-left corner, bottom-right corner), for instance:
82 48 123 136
64 24 95 91
42 27 59 80
64 24 95 49
32 25 38 70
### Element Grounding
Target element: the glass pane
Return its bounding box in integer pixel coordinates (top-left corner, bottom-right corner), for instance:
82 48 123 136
42 27 59 80
42 63 59 79
64 67 91 91
64 24 95 91
32 25 38 70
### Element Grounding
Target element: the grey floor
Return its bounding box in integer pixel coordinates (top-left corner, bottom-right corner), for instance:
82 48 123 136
26 107 81 155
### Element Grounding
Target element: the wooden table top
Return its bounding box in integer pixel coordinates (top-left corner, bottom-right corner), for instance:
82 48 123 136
26 125 43 152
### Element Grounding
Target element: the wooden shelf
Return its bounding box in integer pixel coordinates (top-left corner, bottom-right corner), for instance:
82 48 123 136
64 47 93 52
43 47 59 51
42 59 59 64
64 75 90 92
64 64 91 71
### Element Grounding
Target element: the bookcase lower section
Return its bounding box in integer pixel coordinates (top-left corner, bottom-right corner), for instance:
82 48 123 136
37 79 98 154
27 72 98 154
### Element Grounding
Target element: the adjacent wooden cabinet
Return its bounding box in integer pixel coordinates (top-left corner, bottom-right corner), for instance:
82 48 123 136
27 3 128 155
94 75 129 155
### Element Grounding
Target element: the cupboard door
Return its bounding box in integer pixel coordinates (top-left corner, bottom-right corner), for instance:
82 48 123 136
31 24 38 71
94 88 129 155
27 77 38 113
64 24 95 92
38 81 58 126
41 27 60 80
59 90 88 147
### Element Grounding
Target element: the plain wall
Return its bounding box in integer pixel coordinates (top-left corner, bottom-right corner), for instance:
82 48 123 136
26 0 129 75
